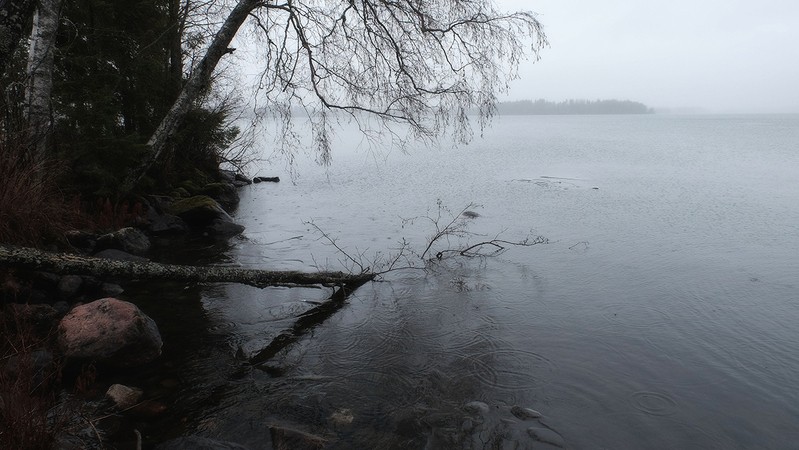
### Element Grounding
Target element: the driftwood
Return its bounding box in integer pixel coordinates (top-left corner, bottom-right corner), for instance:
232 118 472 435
0 245 375 289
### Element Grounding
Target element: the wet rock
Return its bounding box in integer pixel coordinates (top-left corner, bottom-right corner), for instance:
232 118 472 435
53 301 71 315
464 401 490 415
145 206 189 235
96 227 151 255
205 218 245 237
219 169 236 183
106 384 144 410
511 405 543 420
269 425 328 450
253 176 280 183
527 427 565 448
58 275 84 299
93 248 149 262
234 173 252 185
154 436 250 450
64 230 97 253
169 195 244 237
200 182 240 212
330 408 354 426
57 298 162 367
101 282 124 297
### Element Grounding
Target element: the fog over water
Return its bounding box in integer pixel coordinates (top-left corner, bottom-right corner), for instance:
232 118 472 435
497 0 799 113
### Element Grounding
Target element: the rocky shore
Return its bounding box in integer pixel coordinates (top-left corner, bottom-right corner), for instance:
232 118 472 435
0 170 315 449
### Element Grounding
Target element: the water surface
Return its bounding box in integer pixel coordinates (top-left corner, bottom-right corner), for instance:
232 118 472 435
143 114 799 449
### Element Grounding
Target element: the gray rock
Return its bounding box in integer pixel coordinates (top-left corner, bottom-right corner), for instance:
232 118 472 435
219 169 236 183
511 405 543 420
96 227 151 255
57 275 84 299
154 436 250 450
205 217 245 237
106 384 144 410
200 182 240 212
145 207 189 235
101 283 125 297
234 172 252 185
57 298 162 367
64 230 97 253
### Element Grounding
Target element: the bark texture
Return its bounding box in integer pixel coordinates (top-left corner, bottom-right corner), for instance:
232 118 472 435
0 0 36 76
25 0 62 160
0 244 375 289
123 0 260 191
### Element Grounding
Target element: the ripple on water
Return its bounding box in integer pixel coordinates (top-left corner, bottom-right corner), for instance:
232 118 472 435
631 391 678 416
598 301 674 330
455 349 558 392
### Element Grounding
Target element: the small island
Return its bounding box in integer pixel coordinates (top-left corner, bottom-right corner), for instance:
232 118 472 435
498 99 653 115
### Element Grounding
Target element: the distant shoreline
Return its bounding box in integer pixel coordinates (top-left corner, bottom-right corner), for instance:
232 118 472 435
498 99 653 115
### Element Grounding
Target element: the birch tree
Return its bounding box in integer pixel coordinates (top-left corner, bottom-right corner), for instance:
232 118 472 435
124 0 547 190
25 0 62 161
0 0 36 78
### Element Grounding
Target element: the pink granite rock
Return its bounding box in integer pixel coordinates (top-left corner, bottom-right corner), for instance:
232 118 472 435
57 298 162 367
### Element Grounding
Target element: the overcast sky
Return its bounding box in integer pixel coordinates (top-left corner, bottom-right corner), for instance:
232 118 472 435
497 0 799 113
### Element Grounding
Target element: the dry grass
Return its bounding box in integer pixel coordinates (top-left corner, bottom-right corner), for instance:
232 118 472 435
0 131 79 247
0 308 66 449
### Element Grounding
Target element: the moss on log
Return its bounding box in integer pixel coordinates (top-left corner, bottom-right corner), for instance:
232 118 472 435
0 245 375 289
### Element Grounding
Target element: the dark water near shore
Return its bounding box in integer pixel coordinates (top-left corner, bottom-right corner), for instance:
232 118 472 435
136 114 799 449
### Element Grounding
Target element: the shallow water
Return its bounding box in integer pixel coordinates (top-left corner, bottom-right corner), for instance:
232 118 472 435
138 114 799 449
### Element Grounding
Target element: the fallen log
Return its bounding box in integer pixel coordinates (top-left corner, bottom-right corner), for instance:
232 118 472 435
0 244 375 289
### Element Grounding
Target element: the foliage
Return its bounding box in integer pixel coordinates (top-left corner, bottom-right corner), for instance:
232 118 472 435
244 0 548 162
50 0 238 195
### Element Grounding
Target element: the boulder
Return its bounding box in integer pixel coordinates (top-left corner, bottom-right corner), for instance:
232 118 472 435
234 173 252 185
145 206 189 235
169 196 244 237
96 227 151 255
57 275 84 300
64 230 98 253
200 182 240 212
57 298 162 367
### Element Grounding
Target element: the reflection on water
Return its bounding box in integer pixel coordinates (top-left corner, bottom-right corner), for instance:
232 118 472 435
135 115 799 449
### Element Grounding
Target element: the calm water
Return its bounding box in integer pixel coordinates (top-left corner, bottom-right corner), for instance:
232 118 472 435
140 114 799 449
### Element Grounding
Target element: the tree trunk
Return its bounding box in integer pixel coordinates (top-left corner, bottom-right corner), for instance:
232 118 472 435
0 0 36 78
25 0 62 161
0 244 375 290
123 0 260 192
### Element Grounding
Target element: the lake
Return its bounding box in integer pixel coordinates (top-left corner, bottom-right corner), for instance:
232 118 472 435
139 114 799 449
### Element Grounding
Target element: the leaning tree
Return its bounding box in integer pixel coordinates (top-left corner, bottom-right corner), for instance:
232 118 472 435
125 0 548 189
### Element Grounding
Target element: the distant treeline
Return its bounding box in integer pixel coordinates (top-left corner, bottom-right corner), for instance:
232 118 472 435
498 99 654 115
